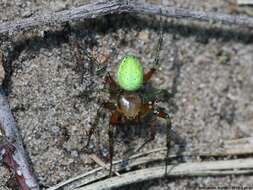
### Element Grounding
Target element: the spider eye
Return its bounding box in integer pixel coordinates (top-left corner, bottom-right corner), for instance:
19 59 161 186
116 55 144 91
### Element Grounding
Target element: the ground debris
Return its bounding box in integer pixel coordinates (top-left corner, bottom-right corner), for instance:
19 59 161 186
237 0 253 5
0 51 5 85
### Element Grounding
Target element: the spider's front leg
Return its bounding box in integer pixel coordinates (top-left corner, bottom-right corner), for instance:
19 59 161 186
86 70 119 146
105 73 117 88
86 106 103 149
86 101 116 149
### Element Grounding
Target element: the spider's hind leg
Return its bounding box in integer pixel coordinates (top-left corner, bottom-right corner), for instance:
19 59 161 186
154 109 172 176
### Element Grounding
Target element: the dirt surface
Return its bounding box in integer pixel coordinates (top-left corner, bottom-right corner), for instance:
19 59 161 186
1 0 253 189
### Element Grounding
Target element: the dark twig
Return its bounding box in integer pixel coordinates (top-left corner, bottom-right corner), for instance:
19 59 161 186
1 0 253 35
0 88 39 190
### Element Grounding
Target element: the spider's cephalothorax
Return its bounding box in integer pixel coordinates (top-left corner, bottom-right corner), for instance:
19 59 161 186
117 92 142 119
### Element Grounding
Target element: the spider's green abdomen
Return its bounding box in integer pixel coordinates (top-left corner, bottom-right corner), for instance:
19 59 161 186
117 55 144 91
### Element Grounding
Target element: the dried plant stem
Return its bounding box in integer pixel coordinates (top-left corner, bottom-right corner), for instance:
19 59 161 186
201 137 253 156
47 136 253 190
1 0 253 35
237 0 253 5
89 154 121 176
46 148 169 190
0 88 39 190
77 158 253 190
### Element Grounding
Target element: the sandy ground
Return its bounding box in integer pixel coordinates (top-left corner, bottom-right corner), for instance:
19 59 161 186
1 0 253 189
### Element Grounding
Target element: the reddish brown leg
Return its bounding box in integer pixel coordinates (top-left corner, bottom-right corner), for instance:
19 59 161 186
108 111 121 176
144 68 156 82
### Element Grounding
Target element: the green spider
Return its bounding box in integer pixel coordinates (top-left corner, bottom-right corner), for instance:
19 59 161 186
85 41 172 176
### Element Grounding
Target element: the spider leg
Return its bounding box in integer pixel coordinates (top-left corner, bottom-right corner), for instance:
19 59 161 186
72 40 86 84
81 45 109 78
73 39 108 86
108 124 114 177
108 111 121 176
144 10 163 82
86 101 116 148
152 8 163 69
154 109 172 176
134 102 157 152
144 8 163 83
135 119 156 153
139 102 172 175
135 106 172 176
86 106 103 149
105 72 118 90
144 68 156 82
86 70 117 148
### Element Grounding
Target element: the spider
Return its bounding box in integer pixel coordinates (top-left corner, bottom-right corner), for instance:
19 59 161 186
84 26 173 176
